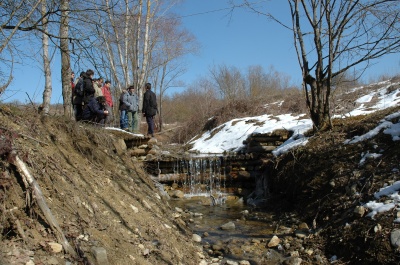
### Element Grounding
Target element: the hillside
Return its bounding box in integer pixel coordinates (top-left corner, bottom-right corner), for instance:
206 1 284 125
1 79 400 265
0 106 201 265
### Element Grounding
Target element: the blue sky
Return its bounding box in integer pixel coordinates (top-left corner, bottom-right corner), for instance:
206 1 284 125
2 0 400 104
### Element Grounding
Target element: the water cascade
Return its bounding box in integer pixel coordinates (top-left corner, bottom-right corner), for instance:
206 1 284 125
173 157 225 199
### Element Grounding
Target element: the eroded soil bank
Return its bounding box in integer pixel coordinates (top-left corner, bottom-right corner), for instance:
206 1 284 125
1 104 400 265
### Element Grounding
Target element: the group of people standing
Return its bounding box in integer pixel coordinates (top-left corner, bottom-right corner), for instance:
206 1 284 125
71 69 158 137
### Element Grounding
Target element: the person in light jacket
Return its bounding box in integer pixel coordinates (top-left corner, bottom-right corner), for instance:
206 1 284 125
124 85 139 132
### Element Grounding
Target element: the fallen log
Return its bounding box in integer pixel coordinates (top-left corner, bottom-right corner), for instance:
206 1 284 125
8 151 77 259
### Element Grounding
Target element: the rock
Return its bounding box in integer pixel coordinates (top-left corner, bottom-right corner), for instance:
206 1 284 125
113 138 126 155
26 261 35 265
46 257 59 265
226 260 239 265
295 230 309 239
142 199 152 210
47 242 63 253
91 247 110 265
390 229 400 248
212 244 223 251
283 257 302 265
374 224 382 233
192 234 202 243
171 190 185 198
130 204 139 213
199 260 208 265
298 222 309 230
268 235 281 248
239 261 251 265
354 206 365 217
220 221 235 230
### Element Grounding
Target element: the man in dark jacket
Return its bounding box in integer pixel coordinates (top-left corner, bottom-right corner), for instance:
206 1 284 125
142 83 158 137
82 69 95 104
82 96 109 125
73 71 85 121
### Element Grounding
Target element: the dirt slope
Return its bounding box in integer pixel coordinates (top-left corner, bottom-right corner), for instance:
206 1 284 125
266 106 400 264
0 105 199 265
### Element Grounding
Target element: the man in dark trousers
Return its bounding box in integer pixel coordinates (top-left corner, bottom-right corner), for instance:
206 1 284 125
142 83 158 137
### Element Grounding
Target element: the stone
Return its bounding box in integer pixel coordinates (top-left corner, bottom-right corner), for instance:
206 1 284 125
46 257 59 265
267 235 280 248
47 242 63 253
130 204 139 213
192 234 202 243
220 221 235 230
171 190 185 198
239 261 251 265
298 222 309 230
91 247 110 265
113 138 126 155
354 206 365 217
390 229 400 248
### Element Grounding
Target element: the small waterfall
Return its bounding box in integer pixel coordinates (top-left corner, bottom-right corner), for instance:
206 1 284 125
172 157 226 201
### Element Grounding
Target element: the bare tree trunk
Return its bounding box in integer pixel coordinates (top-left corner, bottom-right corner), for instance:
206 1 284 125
41 0 52 115
60 0 71 118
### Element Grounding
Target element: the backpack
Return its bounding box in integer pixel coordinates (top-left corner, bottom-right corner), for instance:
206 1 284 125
74 78 84 97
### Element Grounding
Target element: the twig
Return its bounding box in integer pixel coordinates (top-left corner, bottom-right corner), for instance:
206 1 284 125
8 150 77 258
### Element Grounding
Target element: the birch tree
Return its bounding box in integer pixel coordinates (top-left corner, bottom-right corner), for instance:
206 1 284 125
60 0 71 117
41 0 52 114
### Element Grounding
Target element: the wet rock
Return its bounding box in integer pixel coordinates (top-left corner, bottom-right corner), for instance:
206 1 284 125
295 230 309 239
267 235 280 248
221 221 235 230
390 229 400 248
170 190 185 198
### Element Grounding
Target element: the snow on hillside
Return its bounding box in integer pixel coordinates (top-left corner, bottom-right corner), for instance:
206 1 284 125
188 80 400 222
188 80 400 155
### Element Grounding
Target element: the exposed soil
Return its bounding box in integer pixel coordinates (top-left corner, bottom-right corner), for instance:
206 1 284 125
0 105 200 265
265 106 400 264
0 103 400 265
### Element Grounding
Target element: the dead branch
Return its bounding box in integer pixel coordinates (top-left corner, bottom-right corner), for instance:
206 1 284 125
8 150 77 258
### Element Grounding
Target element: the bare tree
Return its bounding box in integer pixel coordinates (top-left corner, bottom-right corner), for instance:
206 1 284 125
60 0 72 117
149 16 198 131
240 0 400 131
41 0 52 114
209 64 246 103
